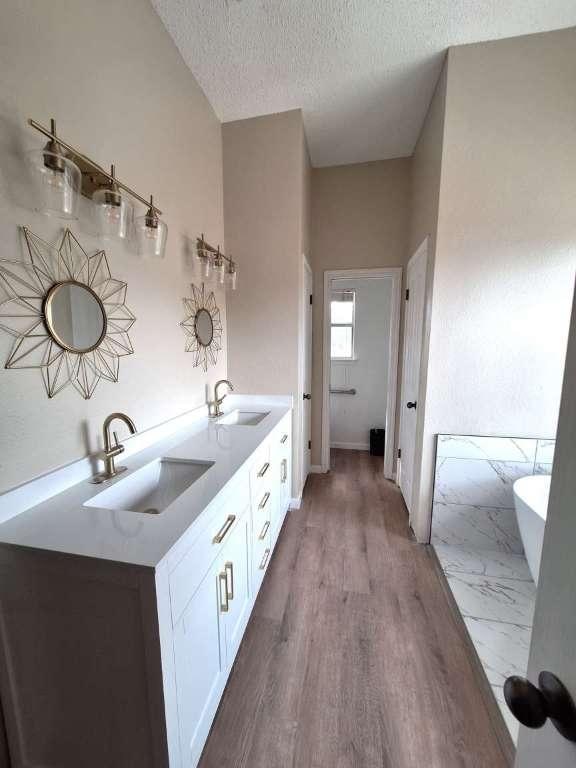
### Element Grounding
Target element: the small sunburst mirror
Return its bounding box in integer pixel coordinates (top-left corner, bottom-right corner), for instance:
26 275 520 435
0 227 135 399
180 283 222 371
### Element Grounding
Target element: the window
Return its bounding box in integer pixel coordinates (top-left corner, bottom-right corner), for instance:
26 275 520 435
330 289 355 359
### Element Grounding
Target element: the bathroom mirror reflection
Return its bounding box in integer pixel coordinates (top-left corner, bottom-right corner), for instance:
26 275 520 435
44 281 107 353
194 307 214 346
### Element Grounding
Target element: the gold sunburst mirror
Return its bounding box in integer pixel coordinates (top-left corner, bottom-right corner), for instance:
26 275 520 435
0 227 135 399
180 283 222 371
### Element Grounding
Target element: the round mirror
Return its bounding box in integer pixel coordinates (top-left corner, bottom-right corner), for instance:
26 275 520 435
194 308 214 347
44 281 107 353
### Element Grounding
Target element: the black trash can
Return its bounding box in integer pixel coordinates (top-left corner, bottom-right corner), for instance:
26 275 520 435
370 428 385 456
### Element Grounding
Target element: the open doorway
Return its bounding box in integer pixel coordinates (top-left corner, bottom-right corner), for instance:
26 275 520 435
322 268 402 477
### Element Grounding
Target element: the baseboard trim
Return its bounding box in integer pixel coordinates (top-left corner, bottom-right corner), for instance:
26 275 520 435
330 442 370 451
289 496 302 510
310 465 326 474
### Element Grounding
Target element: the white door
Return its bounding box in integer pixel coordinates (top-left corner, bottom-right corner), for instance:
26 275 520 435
301 260 313 487
515 286 576 767
398 239 428 516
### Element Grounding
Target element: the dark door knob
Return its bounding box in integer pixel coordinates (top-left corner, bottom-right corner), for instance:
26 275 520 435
504 672 576 742
406 401 417 409
303 393 311 400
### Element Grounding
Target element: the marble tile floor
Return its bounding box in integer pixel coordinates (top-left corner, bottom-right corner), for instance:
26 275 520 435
435 542 536 744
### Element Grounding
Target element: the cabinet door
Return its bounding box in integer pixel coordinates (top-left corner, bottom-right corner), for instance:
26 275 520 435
219 510 251 667
173 569 223 767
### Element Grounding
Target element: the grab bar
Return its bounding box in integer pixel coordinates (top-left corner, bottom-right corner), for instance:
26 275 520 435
329 388 356 395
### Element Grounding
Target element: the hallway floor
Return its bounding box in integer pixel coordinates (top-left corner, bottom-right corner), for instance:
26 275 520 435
199 450 511 767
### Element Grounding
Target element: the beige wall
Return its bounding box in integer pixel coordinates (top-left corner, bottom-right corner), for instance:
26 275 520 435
223 110 310 493
310 159 411 466
0 0 226 492
411 28 576 541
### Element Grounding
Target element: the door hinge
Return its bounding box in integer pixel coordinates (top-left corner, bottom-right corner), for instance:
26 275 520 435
397 448 402 459
309 294 313 305
308 440 312 450
405 289 410 301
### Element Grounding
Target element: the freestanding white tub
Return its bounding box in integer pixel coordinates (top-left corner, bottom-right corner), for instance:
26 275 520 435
513 474 550 585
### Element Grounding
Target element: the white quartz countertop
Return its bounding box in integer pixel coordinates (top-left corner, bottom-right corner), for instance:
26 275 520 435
0 399 291 569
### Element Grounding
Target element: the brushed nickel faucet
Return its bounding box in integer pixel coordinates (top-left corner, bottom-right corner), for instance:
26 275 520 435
208 379 234 418
91 412 137 483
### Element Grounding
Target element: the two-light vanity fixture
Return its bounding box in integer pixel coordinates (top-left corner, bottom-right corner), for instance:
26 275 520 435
27 118 167 258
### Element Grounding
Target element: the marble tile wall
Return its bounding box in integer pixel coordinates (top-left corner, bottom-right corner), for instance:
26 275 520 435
431 433 554 743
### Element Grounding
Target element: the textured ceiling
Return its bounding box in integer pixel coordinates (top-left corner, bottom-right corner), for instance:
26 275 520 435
151 0 576 167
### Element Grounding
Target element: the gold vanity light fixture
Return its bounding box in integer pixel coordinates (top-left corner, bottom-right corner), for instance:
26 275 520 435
27 118 167 257
196 235 237 290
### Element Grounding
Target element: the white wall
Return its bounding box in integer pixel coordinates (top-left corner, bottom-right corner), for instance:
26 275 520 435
0 0 226 492
329 278 392 449
410 28 576 542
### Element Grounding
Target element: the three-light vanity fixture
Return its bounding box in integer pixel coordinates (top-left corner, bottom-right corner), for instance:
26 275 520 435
27 118 168 259
196 235 237 290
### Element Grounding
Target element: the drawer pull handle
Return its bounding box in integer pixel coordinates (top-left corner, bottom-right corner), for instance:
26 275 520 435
225 561 234 600
281 458 288 483
219 572 229 612
213 514 236 544
259 492 270 509
258 462 270 478
280 434 288 444
259 520 270 540
259 548 271 570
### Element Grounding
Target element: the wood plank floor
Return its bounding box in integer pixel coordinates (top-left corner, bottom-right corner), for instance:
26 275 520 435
199 449 511 768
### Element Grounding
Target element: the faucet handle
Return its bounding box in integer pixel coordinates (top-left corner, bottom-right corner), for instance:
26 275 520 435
112 431 125 455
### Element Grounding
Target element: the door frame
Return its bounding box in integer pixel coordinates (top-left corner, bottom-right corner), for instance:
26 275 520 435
321 267 402 478
297 255 313 501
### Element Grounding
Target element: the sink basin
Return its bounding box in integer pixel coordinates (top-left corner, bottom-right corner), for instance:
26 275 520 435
85 458 214 514
217 410 270 426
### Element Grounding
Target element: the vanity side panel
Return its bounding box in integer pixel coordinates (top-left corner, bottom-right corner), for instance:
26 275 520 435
0 546 168 768
154 561 181 768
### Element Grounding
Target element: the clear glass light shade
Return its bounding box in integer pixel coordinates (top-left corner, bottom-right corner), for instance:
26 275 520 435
202 255 212 280
28 149 81 219
134 214 167 259
226 266 237 291
214 256 225 284
92 188 133 239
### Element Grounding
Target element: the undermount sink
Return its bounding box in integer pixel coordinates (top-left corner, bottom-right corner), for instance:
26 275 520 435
84 458 214 514
217 410 270 426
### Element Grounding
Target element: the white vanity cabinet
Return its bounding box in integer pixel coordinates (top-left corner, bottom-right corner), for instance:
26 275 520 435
0 406 293 768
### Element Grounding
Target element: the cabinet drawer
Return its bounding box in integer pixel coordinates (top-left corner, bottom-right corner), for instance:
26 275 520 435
170 492 249 625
